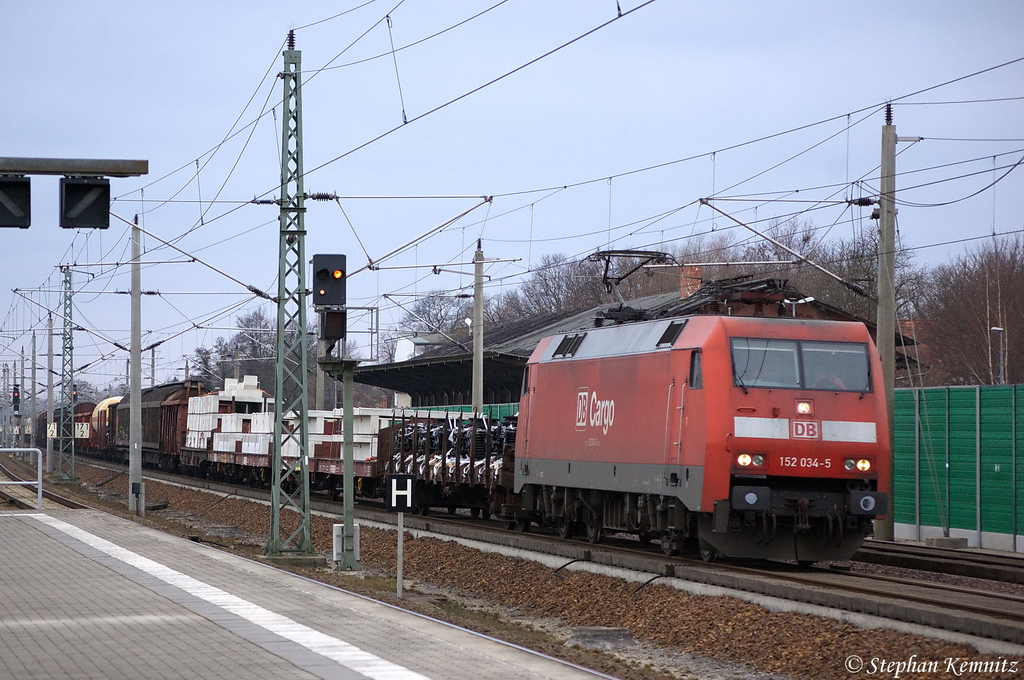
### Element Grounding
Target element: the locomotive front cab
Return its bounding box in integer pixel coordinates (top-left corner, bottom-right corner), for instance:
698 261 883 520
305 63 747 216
699 320 890 563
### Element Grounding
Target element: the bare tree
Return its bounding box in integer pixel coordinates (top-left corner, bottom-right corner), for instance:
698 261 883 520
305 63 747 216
189 307 277 394
488 254 607 321
917 236 1024 385
396 290 474 344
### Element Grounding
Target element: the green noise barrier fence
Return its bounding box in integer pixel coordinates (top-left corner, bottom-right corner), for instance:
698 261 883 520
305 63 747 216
894 384 1023 552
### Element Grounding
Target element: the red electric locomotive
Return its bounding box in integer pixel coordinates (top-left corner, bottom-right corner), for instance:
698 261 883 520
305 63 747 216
514 314 889 563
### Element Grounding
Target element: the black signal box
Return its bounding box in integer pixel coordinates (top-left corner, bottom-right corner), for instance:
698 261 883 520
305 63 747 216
312 254 346 307
60 177 110 229
319 309 347 341
0 176 31 228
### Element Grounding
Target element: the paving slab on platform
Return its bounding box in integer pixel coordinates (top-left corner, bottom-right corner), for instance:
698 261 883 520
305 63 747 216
0 509 608 680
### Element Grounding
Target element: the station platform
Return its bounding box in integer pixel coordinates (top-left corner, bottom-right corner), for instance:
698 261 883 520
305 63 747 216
0 509 611 680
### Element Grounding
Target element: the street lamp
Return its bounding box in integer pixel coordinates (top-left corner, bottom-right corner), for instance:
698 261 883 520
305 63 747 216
990 327 1006 385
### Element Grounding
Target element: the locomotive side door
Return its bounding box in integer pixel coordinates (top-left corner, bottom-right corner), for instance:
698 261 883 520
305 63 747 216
664 349 703 487
662 349 694 485
662 374 682 483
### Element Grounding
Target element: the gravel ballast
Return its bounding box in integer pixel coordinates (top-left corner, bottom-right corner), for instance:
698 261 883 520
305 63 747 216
32 463 1024 680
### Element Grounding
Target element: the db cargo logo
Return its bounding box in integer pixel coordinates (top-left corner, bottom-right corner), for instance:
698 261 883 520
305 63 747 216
576 387 615 434
791 420 820 440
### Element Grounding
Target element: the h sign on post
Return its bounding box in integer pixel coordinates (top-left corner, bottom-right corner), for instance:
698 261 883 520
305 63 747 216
387 474 415 511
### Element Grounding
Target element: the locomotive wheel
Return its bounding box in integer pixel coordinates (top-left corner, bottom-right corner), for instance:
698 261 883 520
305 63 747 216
585 521 603 544
516 518 531 533
556 515 576 540
470 507 480 519
660 530 682 556
698 538 721 563
447 506 458 515
636 531 654 545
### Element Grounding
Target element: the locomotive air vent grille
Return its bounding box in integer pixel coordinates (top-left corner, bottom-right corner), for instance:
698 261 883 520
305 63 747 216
552 332 587 358
656 320 687 347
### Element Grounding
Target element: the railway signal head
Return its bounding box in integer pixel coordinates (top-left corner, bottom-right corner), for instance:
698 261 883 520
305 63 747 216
312 254 346 307
0 176 31 228
60 177 111 229
12 384 20 414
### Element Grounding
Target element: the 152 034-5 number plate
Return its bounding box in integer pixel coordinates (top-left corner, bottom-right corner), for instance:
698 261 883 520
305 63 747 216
779 456 832 469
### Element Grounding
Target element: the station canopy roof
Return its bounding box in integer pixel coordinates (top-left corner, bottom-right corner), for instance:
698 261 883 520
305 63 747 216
353 277 912 405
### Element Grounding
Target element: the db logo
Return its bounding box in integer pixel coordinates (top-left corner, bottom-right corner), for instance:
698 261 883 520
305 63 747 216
576 388 589 430
791 420 820 440
575 387 616 434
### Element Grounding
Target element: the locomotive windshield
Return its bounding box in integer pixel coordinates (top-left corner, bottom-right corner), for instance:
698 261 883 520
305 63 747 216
731 338 870 392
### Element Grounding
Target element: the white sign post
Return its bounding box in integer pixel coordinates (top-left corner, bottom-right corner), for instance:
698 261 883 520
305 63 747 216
387 474 415 599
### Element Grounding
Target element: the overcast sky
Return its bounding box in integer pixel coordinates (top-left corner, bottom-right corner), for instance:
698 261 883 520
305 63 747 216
2 0 1022 391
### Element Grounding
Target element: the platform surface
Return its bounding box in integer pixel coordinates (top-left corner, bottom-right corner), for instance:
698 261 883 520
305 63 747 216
0 509 609 680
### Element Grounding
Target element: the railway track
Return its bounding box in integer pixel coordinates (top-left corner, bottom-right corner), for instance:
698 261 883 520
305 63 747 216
855 540 1024 585
0 461 89 511
55 458 1024 647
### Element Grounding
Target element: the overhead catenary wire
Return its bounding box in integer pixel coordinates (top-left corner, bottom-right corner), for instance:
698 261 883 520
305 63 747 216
112 17 1024 264
347 198 492 277
300 1 661 181
9 27 1024 376
386 14 408 124
109 212 272 300
312 0 512 74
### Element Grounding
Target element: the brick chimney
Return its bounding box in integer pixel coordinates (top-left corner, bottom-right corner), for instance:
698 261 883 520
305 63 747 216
680 265 703 299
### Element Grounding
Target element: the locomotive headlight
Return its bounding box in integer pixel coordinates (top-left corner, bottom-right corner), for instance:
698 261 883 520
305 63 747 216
736 453 765 467
795 399 813 416
845 458 872 472
856 458 872 472
844 458 856 471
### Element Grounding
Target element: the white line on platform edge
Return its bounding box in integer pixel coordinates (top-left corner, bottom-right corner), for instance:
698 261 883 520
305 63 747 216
23 515 429 680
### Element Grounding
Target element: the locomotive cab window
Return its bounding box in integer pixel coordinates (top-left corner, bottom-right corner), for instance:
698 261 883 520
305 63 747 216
731 338 870 392
688 350 703 389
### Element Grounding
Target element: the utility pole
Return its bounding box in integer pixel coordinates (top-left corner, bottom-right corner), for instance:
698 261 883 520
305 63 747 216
56 266 76 480
19 347 25 446
472 240 484 416
876 104 920 542
46 316 53 473
316 339 325 410
129 216 144 515
339 358 359 570
2 364 7 447
30 334 36 449
267 30 313 557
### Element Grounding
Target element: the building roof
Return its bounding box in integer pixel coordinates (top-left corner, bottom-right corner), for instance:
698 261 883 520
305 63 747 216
353 276 913 405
